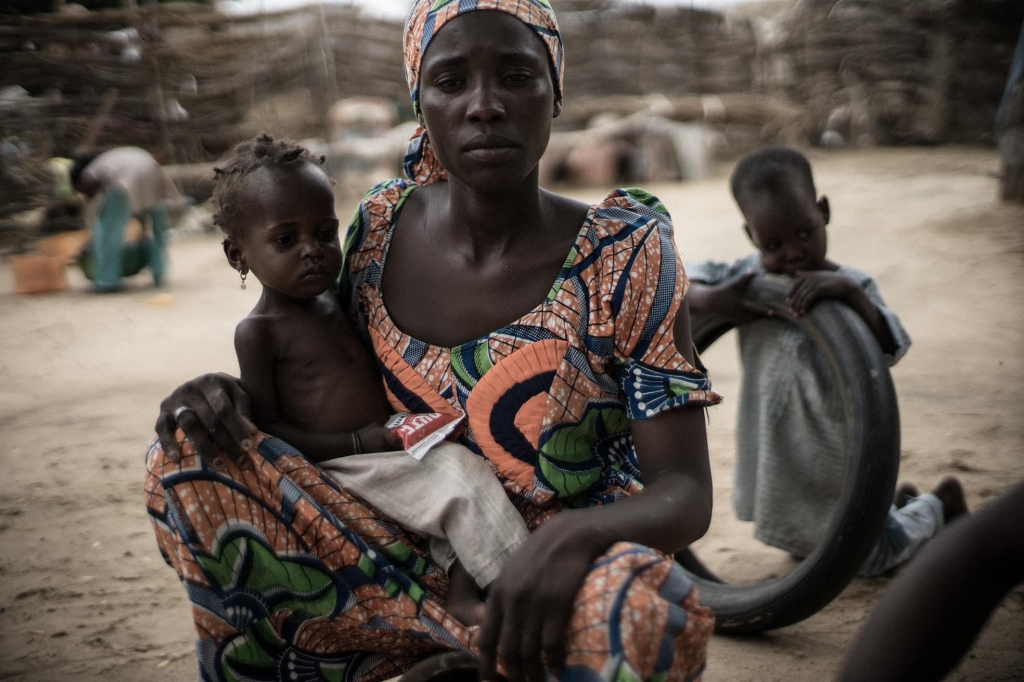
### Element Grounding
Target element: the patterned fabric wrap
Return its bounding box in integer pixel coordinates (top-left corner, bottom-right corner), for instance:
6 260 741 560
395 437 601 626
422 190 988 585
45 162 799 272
146 434 714 681
402 0 564 185
343 181 721 513
147 182 720 678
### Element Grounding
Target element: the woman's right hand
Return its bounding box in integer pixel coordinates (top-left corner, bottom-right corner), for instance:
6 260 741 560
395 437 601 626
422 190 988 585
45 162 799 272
476 511 611 682
155 372 259 465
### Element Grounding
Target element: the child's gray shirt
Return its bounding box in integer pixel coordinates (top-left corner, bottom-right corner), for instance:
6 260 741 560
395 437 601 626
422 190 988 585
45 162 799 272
686 253 911 556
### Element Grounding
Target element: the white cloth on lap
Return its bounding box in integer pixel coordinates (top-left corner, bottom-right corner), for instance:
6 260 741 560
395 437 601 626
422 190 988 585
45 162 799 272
320 441 529 588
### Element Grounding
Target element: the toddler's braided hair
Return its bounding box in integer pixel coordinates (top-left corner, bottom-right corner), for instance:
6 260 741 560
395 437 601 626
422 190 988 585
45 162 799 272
212 133 327 237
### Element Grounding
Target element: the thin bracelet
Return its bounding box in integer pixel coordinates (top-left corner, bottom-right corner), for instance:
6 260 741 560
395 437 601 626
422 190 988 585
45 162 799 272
351 431 362 455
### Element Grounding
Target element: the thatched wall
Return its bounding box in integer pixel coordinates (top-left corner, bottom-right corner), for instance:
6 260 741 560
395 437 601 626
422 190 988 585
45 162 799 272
0 4 402 162
946 0 1023 144
559 2 759 98
4 0 1019 254
772 0 1024 145
2 0 1020 163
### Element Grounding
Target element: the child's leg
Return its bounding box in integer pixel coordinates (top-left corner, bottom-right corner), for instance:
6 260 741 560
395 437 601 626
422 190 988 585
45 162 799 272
859 497 943 577
859 477 967 577
419 442 529 587
894 482 919 508
426 537 487 623
839 481 1023 682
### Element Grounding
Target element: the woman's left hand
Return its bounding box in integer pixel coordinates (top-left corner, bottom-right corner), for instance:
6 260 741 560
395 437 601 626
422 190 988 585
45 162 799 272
476 510 608 682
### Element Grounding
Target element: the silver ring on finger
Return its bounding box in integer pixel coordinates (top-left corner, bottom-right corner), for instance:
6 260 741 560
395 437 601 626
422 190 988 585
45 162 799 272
173 406 196 424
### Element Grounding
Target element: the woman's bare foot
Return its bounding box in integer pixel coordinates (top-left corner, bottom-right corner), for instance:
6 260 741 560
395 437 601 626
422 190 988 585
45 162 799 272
933 476 969 523
894 482 920 509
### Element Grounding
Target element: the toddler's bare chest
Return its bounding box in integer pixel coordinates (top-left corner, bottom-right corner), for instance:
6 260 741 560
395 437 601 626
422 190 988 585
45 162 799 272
272 315 388 429
273 315 374 386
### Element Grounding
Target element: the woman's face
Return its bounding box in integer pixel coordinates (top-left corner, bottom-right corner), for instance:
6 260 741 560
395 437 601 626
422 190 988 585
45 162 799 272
417 11 559 192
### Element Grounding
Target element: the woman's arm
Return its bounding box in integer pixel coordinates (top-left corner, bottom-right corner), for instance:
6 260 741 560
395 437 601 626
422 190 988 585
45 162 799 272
260 421 401 463
584 305 713 553
477 305 714 682
540 306 712 557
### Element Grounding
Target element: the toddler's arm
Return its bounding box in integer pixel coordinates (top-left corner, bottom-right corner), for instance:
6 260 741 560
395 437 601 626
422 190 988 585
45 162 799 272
687 273 774 325
787 271 898 356
685 256 773 325
264 421 400 463
234 318 399 462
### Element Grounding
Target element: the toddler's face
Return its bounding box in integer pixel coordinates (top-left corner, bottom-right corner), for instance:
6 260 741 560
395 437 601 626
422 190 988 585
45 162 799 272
238 163 342 299
743 188 829 276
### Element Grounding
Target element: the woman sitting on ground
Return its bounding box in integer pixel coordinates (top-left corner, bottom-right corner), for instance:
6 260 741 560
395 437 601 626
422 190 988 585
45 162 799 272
148 2 720 680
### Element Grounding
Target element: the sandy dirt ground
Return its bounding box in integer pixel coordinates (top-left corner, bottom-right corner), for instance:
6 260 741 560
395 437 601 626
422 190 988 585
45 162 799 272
0 147 1021 680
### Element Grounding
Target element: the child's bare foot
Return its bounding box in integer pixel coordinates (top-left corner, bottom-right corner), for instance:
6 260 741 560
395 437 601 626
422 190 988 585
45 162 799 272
894 482 920 509
933 476 969 523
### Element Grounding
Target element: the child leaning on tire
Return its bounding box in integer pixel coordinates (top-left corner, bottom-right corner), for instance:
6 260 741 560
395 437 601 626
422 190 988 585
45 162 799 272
685 146 967 576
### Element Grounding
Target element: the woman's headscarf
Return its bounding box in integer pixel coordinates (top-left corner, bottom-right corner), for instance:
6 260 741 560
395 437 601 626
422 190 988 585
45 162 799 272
402 0 564 185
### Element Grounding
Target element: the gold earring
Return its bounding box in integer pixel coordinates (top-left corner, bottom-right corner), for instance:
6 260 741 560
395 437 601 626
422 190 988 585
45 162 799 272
239 267 248 290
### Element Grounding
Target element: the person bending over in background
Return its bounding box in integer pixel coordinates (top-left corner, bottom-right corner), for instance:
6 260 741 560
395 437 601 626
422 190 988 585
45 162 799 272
71 146 181 291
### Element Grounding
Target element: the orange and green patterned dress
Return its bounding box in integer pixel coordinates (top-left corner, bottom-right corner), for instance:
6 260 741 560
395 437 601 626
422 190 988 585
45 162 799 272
346 180 719 521
145 181 719 682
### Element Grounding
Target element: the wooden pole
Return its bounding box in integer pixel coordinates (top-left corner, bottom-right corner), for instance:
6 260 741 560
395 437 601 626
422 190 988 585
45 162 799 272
317 3 341 135
75 87 119 153
150 55 175 163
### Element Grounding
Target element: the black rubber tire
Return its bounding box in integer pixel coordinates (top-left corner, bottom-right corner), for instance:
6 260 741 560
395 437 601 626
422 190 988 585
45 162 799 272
676 274 901 634
399 652 481 682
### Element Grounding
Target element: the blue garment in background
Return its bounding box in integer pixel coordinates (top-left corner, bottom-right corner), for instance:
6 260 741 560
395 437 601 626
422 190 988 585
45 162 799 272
87 186 167 291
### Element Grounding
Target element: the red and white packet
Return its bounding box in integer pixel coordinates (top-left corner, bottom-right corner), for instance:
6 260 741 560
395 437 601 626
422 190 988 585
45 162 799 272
384 412 464 460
